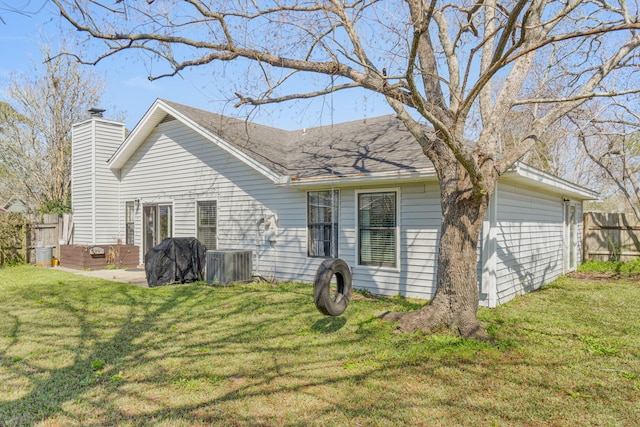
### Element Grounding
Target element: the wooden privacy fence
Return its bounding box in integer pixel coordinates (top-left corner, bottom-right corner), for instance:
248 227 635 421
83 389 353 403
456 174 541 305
583 212 640 262
26 213 63 263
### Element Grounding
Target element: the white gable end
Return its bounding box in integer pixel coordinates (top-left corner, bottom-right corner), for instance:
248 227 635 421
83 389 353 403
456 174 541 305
109 99 283 183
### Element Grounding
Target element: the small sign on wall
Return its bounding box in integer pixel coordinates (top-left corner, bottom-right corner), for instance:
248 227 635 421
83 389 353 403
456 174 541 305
89 246 105 257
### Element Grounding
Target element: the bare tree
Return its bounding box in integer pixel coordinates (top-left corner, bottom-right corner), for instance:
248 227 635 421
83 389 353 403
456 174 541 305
500 108 571 175
49 0 640 339
0 102 29 205
571 98 640 220
0 45 104 213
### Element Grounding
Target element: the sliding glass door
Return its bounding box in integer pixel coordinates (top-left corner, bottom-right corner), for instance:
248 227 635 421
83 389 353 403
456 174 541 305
143 203 172 255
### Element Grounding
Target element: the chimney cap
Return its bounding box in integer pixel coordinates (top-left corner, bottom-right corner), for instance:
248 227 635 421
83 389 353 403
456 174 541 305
88 108 106 117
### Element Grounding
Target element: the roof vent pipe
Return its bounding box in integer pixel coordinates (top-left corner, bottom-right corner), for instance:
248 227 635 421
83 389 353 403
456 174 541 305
88 108 106 118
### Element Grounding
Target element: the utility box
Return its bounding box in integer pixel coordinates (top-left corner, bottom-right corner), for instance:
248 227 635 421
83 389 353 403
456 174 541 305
206 250 253 284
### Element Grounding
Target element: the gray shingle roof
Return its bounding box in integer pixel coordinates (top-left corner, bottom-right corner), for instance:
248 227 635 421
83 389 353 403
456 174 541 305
163 100 434 179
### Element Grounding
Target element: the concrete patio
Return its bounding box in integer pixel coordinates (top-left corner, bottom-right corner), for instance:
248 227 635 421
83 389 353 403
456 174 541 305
55 266 148 287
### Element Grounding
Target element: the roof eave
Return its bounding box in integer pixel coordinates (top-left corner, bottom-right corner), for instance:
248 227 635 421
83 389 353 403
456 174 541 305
279 168 438 188
504 162 599 200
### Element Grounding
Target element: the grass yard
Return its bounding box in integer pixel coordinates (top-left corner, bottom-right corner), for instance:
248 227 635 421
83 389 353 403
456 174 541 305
0 266 639 426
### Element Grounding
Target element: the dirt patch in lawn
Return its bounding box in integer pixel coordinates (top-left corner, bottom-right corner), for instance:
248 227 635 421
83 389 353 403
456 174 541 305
568 271 640 281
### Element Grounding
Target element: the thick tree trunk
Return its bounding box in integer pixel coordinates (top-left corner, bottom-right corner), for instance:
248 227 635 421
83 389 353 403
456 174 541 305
382 171 491 340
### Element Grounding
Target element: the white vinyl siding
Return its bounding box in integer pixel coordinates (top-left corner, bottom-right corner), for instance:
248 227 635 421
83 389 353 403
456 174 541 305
493 181 565 305
344 183 440 300
248 185 419 297
71 119 124 244
71 121 94 244
113 120 442 298
118 120 303 270
93 120 125 243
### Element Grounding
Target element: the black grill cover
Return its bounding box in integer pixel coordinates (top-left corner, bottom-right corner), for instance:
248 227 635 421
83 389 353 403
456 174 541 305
145 237 207 287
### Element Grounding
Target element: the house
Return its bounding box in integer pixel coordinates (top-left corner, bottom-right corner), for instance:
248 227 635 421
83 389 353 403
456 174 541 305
70 99 597 307
2 196 28 213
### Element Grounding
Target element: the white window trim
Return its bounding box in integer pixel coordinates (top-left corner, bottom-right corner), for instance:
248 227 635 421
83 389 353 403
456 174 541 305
140 200 175 257
125 200 136 246
355 188 401 271
306 189 340 258
151 201 175 241
195 199 218 250
161 202 174 241
150 201 175 242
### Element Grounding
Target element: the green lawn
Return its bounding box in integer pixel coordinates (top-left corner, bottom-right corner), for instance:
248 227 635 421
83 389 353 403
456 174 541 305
0 266 638 426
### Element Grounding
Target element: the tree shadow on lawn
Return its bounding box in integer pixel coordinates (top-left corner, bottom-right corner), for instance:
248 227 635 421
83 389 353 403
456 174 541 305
0 275 396 426
1 271 635 426
0 281 199 425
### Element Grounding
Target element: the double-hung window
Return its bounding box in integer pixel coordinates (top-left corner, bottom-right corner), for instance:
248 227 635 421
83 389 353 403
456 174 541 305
358 191 397 268
308 190 339 258
197 201 217 250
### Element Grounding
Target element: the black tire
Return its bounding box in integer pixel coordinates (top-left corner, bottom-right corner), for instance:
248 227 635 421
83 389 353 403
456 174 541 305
313 258 352 316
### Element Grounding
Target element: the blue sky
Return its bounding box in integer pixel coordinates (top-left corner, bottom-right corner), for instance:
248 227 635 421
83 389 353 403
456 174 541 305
0 2 392 131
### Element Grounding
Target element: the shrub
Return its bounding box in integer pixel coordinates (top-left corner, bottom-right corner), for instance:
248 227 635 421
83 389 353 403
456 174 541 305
578 258 640 274
0 213 27 266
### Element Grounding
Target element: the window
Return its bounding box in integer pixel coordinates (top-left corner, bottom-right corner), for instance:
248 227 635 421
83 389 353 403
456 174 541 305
159 204 172 242
358 191 397 267
198 201 217 250
308 190 339 258
125 201 135 245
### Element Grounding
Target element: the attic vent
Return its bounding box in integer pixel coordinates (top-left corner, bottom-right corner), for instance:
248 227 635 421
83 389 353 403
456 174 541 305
160 114 176 124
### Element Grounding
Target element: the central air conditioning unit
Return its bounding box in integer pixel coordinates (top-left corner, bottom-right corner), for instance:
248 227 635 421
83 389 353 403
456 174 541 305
205 250 253 284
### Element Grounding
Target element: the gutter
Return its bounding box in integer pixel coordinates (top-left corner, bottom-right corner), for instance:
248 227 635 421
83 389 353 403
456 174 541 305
277 168 438 188
504 162 599 200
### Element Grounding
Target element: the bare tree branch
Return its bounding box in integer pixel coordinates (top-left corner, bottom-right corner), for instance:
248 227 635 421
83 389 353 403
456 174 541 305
514 88 640 105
